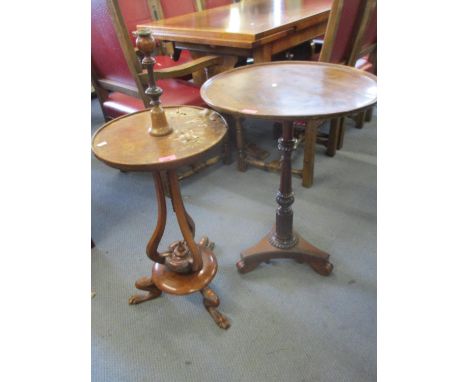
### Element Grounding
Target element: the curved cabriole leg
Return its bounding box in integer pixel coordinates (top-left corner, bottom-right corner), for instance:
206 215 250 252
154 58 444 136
184 206 196 238
167 170 203 272
236 258 261 274
145 171 167 263
201 287 230 330
199 236 215 251
164 171 196 239
128 276 162 305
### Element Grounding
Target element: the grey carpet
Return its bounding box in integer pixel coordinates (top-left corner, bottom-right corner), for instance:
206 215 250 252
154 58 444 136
91 99 376 382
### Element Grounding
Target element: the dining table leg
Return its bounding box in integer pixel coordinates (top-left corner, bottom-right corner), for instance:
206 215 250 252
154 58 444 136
189 52 238 85
252 44 273 63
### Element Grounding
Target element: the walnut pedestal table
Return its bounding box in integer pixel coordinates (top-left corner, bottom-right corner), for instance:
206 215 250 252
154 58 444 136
200 61 377 275
92 106 230 329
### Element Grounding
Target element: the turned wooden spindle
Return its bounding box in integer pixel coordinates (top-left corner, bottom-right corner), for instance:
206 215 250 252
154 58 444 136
136 30 172 136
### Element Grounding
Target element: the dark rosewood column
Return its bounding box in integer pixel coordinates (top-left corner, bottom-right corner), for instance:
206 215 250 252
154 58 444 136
269 121 298 249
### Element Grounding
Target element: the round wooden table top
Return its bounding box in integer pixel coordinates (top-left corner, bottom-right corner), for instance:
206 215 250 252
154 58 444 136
92 106 228 171
201 61 377 120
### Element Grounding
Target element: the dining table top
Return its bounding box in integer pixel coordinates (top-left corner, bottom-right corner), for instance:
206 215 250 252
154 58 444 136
200 61 378 120
137 0 333 49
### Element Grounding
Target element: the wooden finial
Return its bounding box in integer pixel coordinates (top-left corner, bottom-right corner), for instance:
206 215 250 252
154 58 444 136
136 29 172 136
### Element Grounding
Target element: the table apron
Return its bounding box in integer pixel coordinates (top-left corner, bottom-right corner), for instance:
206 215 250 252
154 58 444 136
267 19 329 56
175 42 251 58
171 19 327 60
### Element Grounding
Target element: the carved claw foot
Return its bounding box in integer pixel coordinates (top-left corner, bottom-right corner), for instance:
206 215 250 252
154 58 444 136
199 236 215 251
307 259 334 276
201 287 230 330
128 276 162 305
236 259 260 274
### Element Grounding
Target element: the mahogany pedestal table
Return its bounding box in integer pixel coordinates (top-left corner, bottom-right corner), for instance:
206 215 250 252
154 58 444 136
201 61 377 275
92 106 230 329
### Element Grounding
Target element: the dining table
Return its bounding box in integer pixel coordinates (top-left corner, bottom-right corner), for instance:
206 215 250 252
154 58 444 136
138 0 333 77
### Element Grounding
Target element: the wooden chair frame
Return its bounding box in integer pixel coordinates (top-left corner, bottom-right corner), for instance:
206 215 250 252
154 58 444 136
197 0 234 11
316 0 377 156
148 0 234 18
232 0 377 188
148 0 198 19
93 0 223 111
93 0 229 178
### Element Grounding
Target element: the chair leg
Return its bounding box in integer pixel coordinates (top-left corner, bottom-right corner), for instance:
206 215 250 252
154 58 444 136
337 118 345 150
222 127 232 165
302 120 316 188
326 118 339 157
364 107 374 122
354 111 365 129
273 122 282 140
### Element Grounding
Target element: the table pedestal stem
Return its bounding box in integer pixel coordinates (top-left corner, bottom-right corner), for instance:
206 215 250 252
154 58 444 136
236 122 333 276
270 121 298 248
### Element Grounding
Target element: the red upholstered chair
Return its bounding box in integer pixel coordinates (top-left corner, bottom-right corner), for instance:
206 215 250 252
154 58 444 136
200 0 233 9
353 2 376 74
91 0 221 121
119 0 193 69
311 0 376 156
143 1 202 67
152 0 197 19
351 1 377 125
118 0 153 42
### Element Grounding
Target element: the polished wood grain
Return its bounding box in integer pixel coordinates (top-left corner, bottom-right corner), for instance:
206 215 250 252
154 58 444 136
200 60 377 276
92 106 227 171
139 0 331 47
138 0 332 63
201 61 377 120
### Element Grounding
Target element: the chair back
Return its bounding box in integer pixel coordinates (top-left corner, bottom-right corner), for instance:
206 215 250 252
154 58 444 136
358 1 376 55
201 0 232 9
319 0 375 66
92 0 140 93
92 0 146 103
152 0 197 19
118 0 154 41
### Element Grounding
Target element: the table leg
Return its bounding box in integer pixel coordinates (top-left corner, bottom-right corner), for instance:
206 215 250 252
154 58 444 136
129 171 167 304
167 170 203 272
234 117 247 172
302 120 317 188
326 118 339 157
201 286 231 329
128 171 229 329
354 111 365 129
146 171 167 263
236 121 333 276
365 106 374 122
189 52 237 85
128 276 162 305
252 44 273 63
